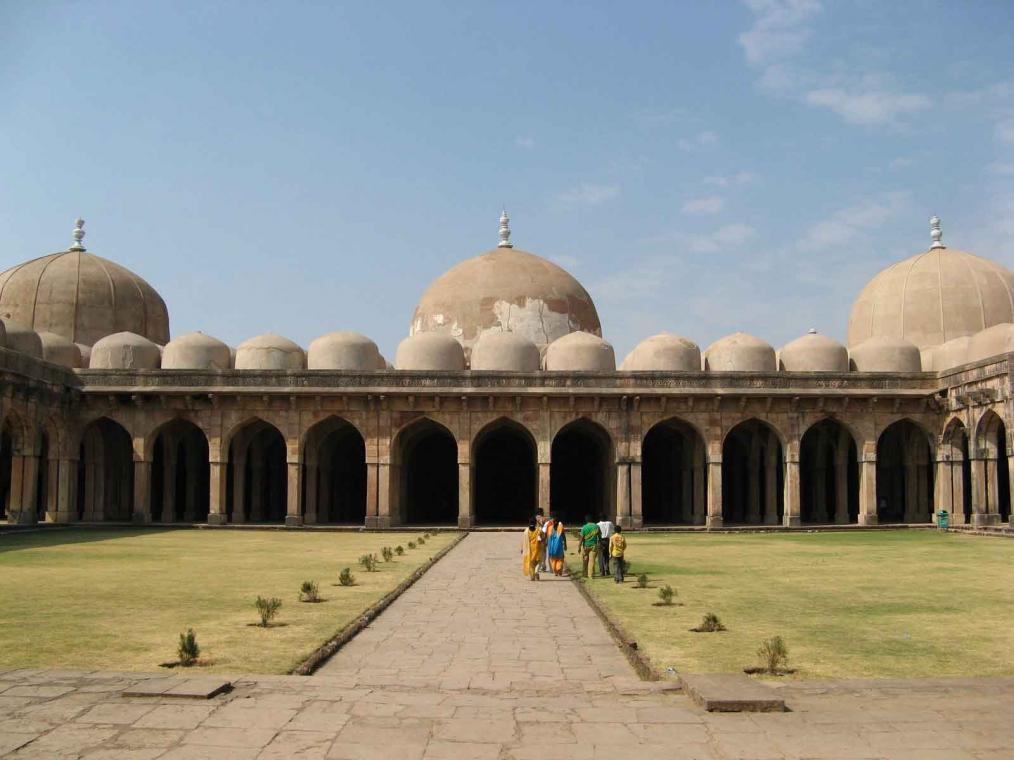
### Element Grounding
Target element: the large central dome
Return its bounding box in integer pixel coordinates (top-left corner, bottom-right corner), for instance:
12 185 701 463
410 219 601 358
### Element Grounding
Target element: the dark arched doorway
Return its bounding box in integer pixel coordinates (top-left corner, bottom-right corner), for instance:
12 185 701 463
226 420 287 523
641 419 706 525
303 417 366 524
942 419 972 524
151 420 210 523
394 419 458 525
550 419 612 525
473 420 536 525
722 419 783 525
977 411 1011 523
78 418 134 521
876 419 933 523
800 419 858 524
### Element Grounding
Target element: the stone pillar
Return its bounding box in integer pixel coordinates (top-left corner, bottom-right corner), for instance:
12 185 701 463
746 448 761 524
783 456 801 527
377 462 393 527
249 464 265 522
207 460 228 525
706 455 723 529
538 461 551 514
457 462 472 529
285 460 303 526
952 455 967 525
319 466 333 523
132 460 152 523
184 446 200 522
304 463 319 525
616 462 631 528
629 461 642 529
161 443 177 523
858 445 878 525
985 455 1000 520
365 461 379 527
84 456 104 521
1008 454 1014 528
54 458 78 523
934 456 952 523
763 444 779 525
834 445 849 524
231 457 247 523
7 454 26 524
812 460 827 523
970 457 990 526
692 444 706 525
13 454 38 525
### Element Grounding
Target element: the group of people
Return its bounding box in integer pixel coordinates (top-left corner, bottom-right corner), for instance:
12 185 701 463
521 511 626 583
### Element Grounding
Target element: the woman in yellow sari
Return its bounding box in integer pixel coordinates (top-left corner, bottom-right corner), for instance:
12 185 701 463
521 518 542 580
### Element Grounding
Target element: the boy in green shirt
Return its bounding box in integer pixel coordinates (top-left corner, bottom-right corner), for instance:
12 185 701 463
580 515 601 578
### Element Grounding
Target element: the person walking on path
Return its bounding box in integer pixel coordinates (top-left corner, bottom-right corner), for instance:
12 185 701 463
580 515 601 578
540 513 555 573
522 519 543 580
597 515 614 577
609 524 626 583
546 514 567 576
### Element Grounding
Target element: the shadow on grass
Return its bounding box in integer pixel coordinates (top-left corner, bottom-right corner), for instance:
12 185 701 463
0 526 177 555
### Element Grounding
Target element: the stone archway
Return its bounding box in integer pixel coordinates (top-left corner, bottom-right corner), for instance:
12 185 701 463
303 417 366 525
78 418 134 521
392 419 458 525
151 419 210 523
641 418 706 525
876 419 933 524
722 419 784 525
976 411 1010 523
550 419 613 526
941 419 973 524
800 419 859 525
226 419 287 524
473 419 536 525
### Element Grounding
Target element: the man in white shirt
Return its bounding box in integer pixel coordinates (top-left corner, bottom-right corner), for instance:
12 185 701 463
596 515 614 577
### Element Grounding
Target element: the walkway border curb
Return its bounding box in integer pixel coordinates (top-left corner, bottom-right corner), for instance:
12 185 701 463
292 532 468 675
568 568 662 683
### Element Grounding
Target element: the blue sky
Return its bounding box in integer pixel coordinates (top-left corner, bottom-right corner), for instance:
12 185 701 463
3 1 1014 359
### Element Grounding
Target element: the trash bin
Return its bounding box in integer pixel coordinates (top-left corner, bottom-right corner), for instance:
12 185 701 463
936 510 949 530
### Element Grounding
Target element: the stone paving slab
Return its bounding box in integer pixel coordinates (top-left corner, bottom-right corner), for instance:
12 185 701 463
681 673 787 712
0 534 1011 757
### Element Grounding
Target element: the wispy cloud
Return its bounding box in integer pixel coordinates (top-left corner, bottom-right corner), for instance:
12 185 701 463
996 121 1014 144
738 0 822 67
805 87 930 126
677 130 719 151
889 157 915 171
988 162 1014 176
556 183 620 205
515 136 535 149
704 172 758 188
682 195 725 215
685 224 758 253
799 192 909 251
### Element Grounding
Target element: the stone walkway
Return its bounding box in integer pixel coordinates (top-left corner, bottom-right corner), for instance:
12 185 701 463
0 532 1012 758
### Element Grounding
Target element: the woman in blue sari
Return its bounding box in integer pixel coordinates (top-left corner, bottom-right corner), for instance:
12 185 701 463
546 513 567 576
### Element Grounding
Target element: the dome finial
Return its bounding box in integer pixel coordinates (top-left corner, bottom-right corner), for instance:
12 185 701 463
69 218 86 252
498 208 513 248
930 215 945 249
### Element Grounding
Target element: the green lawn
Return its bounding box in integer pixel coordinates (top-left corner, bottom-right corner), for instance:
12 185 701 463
581 531 1014 680
0 528 457 674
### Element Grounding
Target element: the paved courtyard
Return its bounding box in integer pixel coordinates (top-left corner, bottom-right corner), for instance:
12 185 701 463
0 532 1011 758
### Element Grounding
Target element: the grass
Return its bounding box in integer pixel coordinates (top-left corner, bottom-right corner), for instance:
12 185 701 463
581 531 1014 680
0 528 457 674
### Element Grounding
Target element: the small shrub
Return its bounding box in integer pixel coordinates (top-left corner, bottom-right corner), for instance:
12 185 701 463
358 553 378 572
177 628 200 666
299 580 320 603
255 596 282 627
636 573 648 588
418 536 426 545
758 635 789 674
381 546 394 562
407 541 416 549
658 585 675 605
338 567 356 586
395 545 404 555
695 612 726 632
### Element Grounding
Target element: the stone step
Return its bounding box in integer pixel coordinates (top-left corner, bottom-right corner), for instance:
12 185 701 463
679 673 786 712
123 676 232 699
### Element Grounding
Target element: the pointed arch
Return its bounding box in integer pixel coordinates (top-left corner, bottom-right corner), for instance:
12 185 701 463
225 417 286 524
78 417 134 521
472 417 537 525
150 418 210 523
799 418 858 524
941 417 972 524
722 418 784 525
303 415 366 525
974 409 1010 522
391 417 457 525
641 417 707 525
551 417 614 525
876 418 934 523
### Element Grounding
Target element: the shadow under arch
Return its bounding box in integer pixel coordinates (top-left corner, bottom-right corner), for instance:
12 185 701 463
303 415 366 525
876 418 934 524
150 418 210 523
722 418 783 525
799 417 859 524
225 417 286 524
975 409 1010 523
391 417 457 525
472 417 537 526
78 417 134 521
550 418 614 526
641 417 707 525
941 417 972 524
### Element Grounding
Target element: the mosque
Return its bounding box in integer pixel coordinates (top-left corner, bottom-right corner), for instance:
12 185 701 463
0 213 1011 530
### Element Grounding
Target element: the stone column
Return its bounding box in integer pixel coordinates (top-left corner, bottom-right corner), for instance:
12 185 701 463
231 457 247 523
970 456 990 526
285 460 303 526
457 462 472 529
858 445 878 525
834 444 849 524
763 444 779 525
132 460 152 523
161 443 177 523
783 455 801 527
54 458 78 523
365 461 379 527
706 455 723 529
207 460 228 525
1008 454 1014 527
14 454 38 526
184 446 201 522
985 455 1000 521
376 462 392 527
692 443 706 525
538 461 551 514
44 456 58 522
249 464 265 522
7 454 26 524
630 461 642 529
934 455 952 523
812 460 827 523
746 447 761 524
615 462 630 528
303 463 319 525
952 455 967 525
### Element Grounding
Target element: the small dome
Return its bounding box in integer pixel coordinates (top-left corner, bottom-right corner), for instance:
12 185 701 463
236 333 306 370
967 323 1014 364
162 332 231 370
545 331 616 371
308 331 383 370
2 320 42 358
621 333 701 372
90 332 161 370
778 331 848 372
470 332 540 371
395 333 466 370
37 331 82 368
849 336 921 372
704 332 776 372
933 335 971 371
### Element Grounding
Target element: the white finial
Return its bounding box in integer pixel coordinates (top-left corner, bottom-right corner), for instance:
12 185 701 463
69 218 86 251
498 209 513 248
929 215 945 249
808 328 817 334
